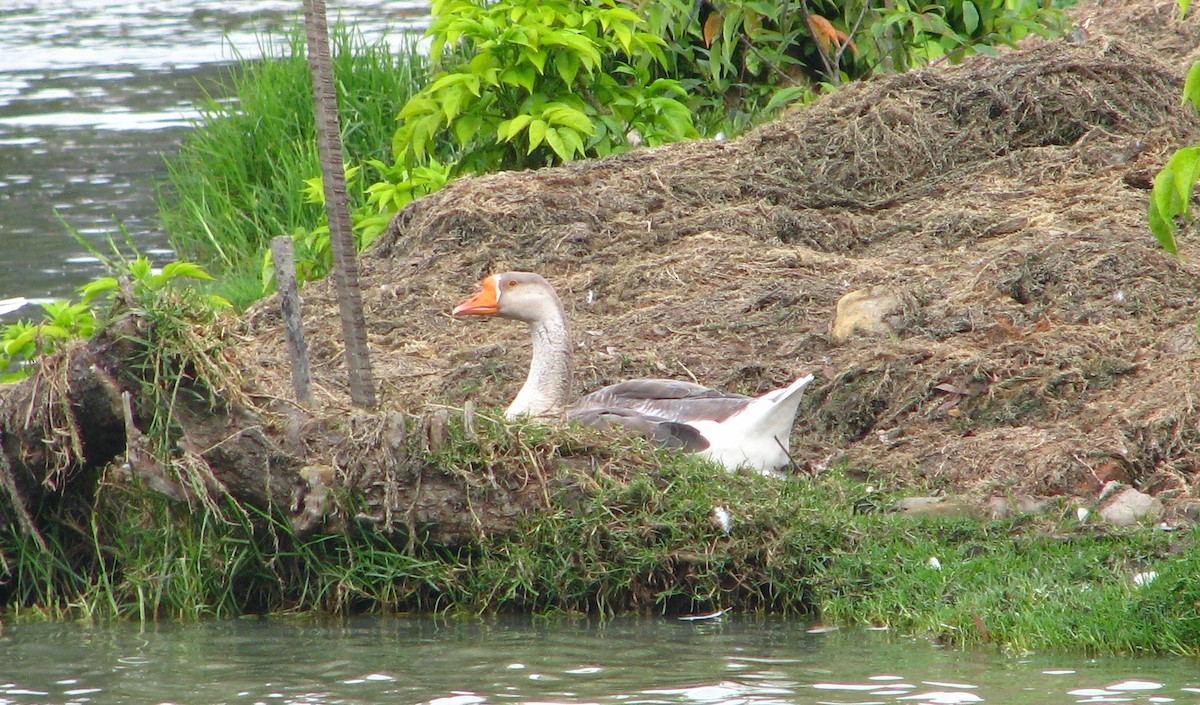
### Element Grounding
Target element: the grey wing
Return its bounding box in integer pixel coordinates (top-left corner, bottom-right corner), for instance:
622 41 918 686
568 406 710 452
575 379 751 423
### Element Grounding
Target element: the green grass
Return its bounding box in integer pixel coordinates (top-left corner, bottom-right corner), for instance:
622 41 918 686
158 25 429 309
816 510 1192 654
3 409 1196 655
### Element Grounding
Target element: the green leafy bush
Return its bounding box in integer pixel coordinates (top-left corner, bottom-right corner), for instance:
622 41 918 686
391 0 697 172
870 0 1067 67
636 0 1068 132
276 160 452 289
0 303 95 383
0 256 225 383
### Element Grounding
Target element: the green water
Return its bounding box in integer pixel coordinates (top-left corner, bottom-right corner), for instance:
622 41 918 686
1 616 1196 705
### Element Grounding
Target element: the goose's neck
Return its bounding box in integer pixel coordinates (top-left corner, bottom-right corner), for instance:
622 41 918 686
507 309 574 419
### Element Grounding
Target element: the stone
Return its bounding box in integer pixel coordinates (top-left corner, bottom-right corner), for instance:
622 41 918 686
1098 487 1163 527
1014 495 1054 514
983 496 1011 519
894 496 975 518
830 287 903 342
1164 499 1200 526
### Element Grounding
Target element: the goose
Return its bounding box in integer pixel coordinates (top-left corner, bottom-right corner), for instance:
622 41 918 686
451 271 815 474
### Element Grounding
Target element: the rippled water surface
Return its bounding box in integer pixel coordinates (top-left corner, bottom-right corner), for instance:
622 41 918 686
0 0 425 311
1 616 1199 705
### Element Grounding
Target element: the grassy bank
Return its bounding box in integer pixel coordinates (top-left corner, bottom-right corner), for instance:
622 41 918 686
3 413 1194 655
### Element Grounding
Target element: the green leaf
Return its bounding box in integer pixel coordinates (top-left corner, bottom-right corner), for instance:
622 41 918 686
455 113 484 145
764 86 809 113
80 277 119 303
526 49 548 74
3 329 36 357
555 53 580 86
612 22 633 54
1170 146 1200 215
527 118 549 152
466 75 483 98
440 85 465 122
745 1 777 18
38 324 70 341
545 32 602 70
962 1 980 35
498 114 534 141
560 126 586 158
428 72 471 93
128 256 152 281
647 78 688 98
601 6 641 25
544 127 570 161
1184 60 1200 112
479 66 502 87
500 64 537 93
302 176 325 205
544 104 595 134
398 95 438 120
412 114 440 160
1148 190 1177 256
160 261 215 281
1148 146 1200 255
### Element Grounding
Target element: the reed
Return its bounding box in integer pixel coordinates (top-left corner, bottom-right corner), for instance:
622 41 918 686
158 25 428 308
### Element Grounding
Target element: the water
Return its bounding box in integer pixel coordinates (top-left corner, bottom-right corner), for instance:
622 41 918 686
0 0 428 316
0 616 1197 705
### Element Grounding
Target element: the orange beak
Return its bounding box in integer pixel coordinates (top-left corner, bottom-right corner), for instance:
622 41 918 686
452 275 500 316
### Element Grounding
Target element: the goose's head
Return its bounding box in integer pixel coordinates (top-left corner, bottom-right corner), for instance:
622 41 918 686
452 272 562 324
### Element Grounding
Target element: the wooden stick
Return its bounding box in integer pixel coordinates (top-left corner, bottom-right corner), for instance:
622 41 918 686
271 236 316 406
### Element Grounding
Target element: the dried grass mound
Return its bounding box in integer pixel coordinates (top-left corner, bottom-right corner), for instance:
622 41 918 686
240 5 1200 505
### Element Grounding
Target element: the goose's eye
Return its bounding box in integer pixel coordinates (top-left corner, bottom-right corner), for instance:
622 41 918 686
506 279 518 288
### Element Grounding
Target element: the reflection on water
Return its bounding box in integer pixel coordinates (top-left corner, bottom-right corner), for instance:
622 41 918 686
0 0 427 309
0 616 1197 705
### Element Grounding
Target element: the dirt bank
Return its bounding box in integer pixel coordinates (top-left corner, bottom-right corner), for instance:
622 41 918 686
230 1 1200 514
5 1 1200 554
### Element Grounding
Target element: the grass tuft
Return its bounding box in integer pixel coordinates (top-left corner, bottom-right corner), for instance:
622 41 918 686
158 25 428 308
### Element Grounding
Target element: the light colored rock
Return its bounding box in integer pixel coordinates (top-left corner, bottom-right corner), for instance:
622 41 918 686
894 496 974 518
984 496 1011 519
983 495 1053 519
830 287 902 341
1098 487 1163 527
1173 499 1200 523
1015 495 1054 514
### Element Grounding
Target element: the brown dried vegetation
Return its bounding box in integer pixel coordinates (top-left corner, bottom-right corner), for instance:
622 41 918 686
241 3 1200 510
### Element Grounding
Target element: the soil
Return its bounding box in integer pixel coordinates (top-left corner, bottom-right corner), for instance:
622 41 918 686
228 0 1200 517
